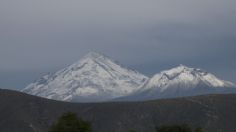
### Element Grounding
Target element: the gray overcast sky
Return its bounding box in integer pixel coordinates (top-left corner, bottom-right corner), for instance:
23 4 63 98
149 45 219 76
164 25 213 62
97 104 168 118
0 0 236 90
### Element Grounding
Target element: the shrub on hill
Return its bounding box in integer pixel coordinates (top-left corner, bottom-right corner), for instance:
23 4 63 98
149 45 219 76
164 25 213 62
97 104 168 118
49 112 92 132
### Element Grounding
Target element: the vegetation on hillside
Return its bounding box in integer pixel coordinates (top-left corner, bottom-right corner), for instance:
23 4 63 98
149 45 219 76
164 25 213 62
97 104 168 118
49 112 204 132
49 112 92 132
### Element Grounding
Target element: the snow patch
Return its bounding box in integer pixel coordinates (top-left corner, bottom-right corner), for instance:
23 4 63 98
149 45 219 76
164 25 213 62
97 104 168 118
76 87 99 96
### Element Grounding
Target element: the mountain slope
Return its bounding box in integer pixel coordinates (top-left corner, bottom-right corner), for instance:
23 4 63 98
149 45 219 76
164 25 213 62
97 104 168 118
1 89 236 132
22 52 148 102
118 65 236 101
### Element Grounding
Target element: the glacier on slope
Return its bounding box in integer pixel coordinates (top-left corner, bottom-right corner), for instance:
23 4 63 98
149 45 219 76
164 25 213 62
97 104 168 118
22 52 148 102
117 65 236 101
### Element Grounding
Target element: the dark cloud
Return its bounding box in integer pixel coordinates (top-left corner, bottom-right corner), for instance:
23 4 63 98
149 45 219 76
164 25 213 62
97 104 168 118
0 0 236 89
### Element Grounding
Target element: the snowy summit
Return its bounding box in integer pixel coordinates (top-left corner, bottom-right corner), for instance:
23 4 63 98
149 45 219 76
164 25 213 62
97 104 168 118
119 65 236 101
144 64 235 90
22 52 148 102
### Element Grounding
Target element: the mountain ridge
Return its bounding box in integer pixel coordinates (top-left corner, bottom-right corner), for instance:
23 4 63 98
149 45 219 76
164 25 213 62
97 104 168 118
22 52 236 102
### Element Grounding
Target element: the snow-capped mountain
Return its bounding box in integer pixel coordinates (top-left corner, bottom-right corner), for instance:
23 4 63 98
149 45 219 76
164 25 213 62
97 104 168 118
117 65 236 101
22 52 148 102
22 52 236 103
